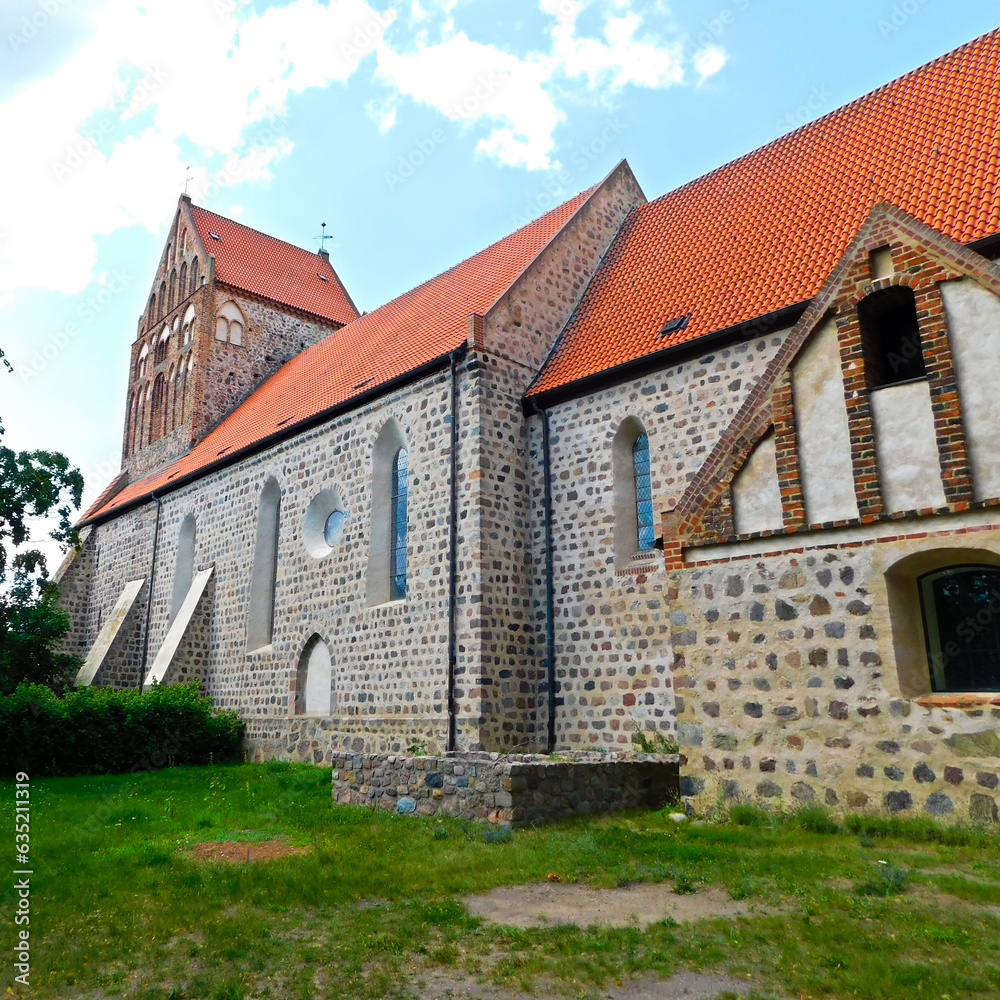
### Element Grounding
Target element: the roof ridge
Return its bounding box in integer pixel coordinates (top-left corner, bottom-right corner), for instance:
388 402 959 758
330 185 598 332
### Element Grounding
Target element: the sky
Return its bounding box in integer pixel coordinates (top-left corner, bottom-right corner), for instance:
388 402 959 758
0 0 997 544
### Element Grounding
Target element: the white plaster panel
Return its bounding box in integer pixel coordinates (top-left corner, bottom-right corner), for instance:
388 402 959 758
941 279 1000 500
792 318 859 524
871 380 946 512
732 433 783 535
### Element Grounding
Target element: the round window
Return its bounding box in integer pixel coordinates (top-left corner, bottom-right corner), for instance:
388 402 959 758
324 509 346 547
303 487 348 559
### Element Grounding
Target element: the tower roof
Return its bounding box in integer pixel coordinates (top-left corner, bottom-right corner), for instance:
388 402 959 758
83 185 598 522
188 203 359 326
528 28 1000 398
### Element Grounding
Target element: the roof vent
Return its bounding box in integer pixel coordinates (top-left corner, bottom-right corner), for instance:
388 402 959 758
209 232 222 241
657 315 689 339
317 273 329 281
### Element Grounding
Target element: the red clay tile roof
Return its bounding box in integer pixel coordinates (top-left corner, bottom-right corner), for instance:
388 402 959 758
189 204 359 326
84 187 596 522
529 28 1000 398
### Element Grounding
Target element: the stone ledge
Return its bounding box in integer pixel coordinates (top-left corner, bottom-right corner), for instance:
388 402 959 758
331 751 680 826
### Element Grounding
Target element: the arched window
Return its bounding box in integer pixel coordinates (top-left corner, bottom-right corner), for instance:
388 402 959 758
247 478 280 651
367 419 408 604
189 258 200 296
612 417 656 563
155 325 170 364
171 514 197 622
181 304 196 345
859 285 925 389
390 448 408 600
158 281 167 319
148 293 156 323
168 269 177 313
179 261 187 299
633 433 655 552
137 343 149 380
215 301 245 345
166 364 176 433
151 373 167 441
295 635 333 715
920 565 1000 692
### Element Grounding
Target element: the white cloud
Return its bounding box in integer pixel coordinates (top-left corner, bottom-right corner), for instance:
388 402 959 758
694 45 727 81
0 0 725 298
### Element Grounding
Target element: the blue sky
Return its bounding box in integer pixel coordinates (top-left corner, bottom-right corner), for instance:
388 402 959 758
0 0 997 526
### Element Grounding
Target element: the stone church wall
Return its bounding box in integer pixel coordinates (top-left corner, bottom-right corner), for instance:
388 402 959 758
532 329 792 750
667 517 1000 823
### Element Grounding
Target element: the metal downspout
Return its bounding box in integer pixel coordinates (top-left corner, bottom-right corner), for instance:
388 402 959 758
446 351 460 751
532 403 558 752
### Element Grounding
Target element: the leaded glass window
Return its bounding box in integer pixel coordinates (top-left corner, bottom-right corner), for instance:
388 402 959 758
390 448 408 599
633 433 654 551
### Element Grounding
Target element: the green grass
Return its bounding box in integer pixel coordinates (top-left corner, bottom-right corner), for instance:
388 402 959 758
3 763 1000 999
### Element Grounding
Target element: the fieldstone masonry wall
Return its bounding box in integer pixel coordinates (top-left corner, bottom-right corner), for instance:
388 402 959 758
331 750 679 825
668 520 1000 823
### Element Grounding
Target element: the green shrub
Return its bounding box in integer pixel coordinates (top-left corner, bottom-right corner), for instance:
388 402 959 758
0 680 244 776
728 804 771 827
786 804 840 835
844 813 980 847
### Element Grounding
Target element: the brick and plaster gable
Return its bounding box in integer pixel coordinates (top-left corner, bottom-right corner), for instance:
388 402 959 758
664 204 1000 562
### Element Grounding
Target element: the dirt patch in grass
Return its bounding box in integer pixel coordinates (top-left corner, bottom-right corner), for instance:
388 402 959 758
465 881 778 928
414 969 766 999
186 839 309 863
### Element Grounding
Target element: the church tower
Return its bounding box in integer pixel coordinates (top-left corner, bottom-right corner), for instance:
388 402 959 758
122 194 358 478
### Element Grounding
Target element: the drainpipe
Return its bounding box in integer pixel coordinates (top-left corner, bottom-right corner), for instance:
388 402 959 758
531 402 558 752
446 351 460 751
139 490 162 687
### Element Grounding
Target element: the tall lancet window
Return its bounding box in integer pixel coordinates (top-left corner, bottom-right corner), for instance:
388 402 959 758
390 448 408 600
633 433 655 551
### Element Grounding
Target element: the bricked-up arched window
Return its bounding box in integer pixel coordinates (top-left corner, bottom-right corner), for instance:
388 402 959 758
189 258 200 296
390 448 408 600
859 285 926 389
215 301 245 345
633 433 655 551
295 634 334 715
920 565 1000 692
151 373 167 441
171 514 197 623
247 478 280 652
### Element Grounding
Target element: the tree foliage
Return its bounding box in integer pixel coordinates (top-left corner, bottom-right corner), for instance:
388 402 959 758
0 417 84 694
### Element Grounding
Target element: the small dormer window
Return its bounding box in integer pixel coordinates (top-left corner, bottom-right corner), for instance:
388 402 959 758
858 285 926 389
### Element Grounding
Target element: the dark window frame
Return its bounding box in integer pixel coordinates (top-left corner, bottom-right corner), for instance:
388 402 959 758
919 563 1000 693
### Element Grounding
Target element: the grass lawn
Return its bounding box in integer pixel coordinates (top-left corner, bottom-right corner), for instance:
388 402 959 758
3 761 1000 999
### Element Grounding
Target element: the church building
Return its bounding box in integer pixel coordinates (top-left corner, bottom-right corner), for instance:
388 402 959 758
59 30 1000 820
